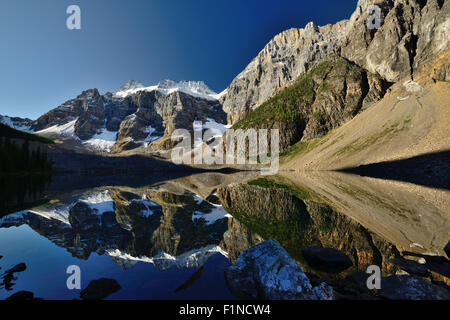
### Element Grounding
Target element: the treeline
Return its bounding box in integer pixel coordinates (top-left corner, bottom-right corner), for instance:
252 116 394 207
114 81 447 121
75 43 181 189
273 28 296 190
0 137 53 173
0 122 53 143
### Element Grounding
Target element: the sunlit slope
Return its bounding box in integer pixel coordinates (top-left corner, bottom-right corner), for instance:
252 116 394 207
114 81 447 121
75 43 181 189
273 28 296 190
281 57 450 171
277 171 450 256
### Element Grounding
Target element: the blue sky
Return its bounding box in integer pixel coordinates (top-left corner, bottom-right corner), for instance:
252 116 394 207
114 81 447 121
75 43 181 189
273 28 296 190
0 0 357 119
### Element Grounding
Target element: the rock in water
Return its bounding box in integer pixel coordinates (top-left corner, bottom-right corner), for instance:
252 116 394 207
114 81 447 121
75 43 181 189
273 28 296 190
225 239 334 300
380 275 450 300
80 278 121 300
6 291 36 301
302 246 353 273
388 258 430 277
445 241 450 259
5 263 26 274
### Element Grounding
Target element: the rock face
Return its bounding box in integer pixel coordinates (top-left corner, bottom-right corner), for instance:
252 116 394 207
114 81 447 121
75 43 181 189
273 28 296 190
23 79 225 153
232 55 390 150
221 22 348 124
222 0 450 124
225 239 334 300
380 275 450 300
68 202 104 232
341 0 450 82
433 62 450 81
0 115 33 132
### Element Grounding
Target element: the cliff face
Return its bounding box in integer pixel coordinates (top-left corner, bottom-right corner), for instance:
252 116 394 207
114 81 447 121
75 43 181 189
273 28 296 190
221 21 348 124
26 80 225 153
340 0 449 82
232 56 390 151
221 0 449 125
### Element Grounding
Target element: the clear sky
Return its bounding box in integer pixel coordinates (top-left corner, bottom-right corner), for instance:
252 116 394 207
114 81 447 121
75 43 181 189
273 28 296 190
0 0 357 119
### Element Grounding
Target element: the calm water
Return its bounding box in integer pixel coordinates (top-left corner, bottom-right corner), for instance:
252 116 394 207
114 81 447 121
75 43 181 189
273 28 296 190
0 171 448 300
0 173 246 300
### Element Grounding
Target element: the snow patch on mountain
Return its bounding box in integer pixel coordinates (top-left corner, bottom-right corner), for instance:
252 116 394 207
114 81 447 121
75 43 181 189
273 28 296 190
36 118 78 138
204 118 231 136
193 118 231 147
79 190 114 215
125 196 160 218
106 244 228 270
82 128 118 152
0 116 33 132
192 204 232 226
27 207 72 226
114 79 222 101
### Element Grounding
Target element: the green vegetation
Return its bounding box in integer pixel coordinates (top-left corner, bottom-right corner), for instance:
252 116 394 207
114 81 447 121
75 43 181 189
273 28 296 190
161 137 179 150
248 177 311 200
228 208 314 261
232 71 315 130
232 55 364 153
247 175 323 201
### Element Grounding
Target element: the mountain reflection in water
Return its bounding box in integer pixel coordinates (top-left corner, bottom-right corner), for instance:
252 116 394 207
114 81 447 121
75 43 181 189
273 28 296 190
0 170 448 299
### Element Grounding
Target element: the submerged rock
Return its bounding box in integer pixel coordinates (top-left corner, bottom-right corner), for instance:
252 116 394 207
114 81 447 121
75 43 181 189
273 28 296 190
388 258 430 277
302 246 353 273
6 291 42 301
80 278 121 300
225 239 334 300
5 263 26 274
380 275 450 300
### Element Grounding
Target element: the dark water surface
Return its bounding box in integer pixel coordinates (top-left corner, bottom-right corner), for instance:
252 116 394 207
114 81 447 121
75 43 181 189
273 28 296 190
0 171 448 300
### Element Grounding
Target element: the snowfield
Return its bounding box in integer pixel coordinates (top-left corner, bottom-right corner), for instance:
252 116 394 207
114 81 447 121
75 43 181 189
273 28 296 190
82 128 118 152
106 245 228 270
114 79 223 101
36 118 78 137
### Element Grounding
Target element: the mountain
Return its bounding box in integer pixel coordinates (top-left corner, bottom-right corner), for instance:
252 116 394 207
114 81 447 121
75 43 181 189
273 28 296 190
231 55 390 151
0 115 34 132
221 0 449 125
1 0 448 159
0 185 260 267
1 79 227 154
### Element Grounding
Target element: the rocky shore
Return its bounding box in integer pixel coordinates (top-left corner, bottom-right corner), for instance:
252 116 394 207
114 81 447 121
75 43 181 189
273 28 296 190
225 239 450 300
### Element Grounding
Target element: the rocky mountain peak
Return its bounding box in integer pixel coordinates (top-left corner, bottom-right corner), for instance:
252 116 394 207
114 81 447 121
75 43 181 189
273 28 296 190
221 0 449 124
156 79 217 97
221 21 346 123
119 80 145 92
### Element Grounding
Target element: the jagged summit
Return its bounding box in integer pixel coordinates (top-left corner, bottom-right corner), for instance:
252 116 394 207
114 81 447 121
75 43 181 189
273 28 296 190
119 80 145 92
221 0 450 124
157 79 217 97
114 79 220 100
